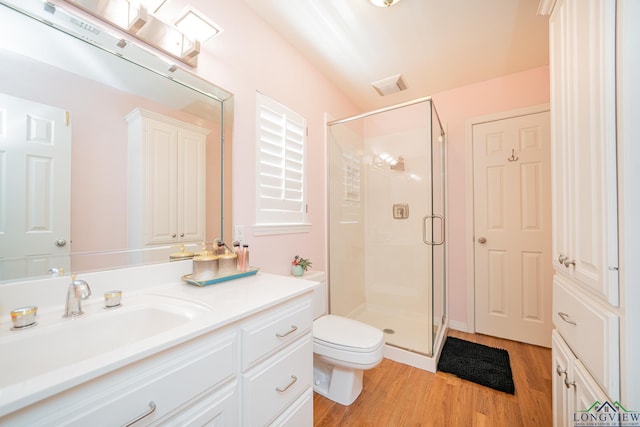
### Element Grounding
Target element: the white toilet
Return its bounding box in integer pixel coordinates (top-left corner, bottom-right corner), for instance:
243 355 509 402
304 271 385 406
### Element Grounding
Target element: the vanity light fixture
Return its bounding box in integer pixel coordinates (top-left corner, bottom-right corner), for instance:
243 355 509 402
175 8 222 43
370 0 402 7
63 0 204 67
138 0 167 14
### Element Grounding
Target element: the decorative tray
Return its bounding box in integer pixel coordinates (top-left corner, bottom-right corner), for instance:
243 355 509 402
182 267 259 287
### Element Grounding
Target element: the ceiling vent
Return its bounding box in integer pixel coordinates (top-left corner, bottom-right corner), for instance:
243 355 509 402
371 74 407 96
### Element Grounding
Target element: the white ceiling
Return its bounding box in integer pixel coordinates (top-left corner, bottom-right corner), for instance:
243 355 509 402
240 0 550 111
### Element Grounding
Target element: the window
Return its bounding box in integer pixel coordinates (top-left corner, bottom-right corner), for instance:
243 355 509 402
254 92 310 235
343 150 361 207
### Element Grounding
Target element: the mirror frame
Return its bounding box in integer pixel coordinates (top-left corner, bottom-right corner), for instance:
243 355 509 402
0 0 233 283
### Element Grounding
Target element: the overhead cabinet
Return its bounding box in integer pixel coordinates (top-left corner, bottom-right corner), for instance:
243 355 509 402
126 108 209 248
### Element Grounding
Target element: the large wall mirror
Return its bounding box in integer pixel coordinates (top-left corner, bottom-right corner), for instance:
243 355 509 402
0 0 233 283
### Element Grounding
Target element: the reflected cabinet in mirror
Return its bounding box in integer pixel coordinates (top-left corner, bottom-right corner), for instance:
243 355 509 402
0 0 233 283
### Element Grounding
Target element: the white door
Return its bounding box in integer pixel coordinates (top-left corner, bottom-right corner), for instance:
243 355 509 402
473 111 552 347
177 128 206 243
0 93 71 279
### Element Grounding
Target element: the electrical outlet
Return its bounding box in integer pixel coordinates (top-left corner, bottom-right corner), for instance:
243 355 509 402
233 225 244 243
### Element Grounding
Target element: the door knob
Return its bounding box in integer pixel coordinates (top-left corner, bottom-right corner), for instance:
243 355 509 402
55 239 67 247
477 237 487 244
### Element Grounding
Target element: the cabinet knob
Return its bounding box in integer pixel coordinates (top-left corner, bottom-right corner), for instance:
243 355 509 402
477 237 487 244
172 233 177 238
558 254 567 264
556 365 566 377
563 258 575 268
564 376 575 389
180 233 184 238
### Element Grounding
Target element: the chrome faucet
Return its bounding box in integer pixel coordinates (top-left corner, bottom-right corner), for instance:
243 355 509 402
63 275 92 318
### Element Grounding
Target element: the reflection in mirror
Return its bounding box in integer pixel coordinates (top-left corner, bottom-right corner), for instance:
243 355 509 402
0 0 233 283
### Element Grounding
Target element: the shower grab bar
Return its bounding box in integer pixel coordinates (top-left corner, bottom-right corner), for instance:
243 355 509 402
422 215 445 245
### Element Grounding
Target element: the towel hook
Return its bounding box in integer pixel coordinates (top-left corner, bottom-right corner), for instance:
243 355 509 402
507 149 519 162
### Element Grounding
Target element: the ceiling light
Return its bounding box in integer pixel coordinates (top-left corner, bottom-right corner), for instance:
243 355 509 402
370 0 402 7
175 8 222 43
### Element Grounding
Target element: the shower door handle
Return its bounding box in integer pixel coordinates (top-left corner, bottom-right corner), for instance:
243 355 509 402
422 215 445 245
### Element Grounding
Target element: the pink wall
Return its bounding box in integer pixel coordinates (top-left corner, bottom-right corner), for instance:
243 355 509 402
432 65 550 327
188 2 549 325
190 1 361 276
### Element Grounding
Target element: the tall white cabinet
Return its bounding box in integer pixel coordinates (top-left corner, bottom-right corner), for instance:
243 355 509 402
544 0 640 424
126 108 209 249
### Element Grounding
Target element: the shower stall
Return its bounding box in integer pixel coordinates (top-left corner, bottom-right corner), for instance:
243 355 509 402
327 97 447 371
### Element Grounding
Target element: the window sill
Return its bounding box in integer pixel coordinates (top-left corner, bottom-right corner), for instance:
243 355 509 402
252 223 312 236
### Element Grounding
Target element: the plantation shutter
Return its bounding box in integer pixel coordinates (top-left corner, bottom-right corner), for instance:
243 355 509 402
255 93 308 226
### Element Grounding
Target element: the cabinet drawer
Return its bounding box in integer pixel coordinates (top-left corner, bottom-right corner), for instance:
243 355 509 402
553 276 619 400
269 387 313 427
154 381 238 426
242 334 312 426
3 330 237 426
241 296 312 370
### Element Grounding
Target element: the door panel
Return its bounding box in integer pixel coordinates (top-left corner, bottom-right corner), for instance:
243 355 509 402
0 93 71 279
473 111 552 347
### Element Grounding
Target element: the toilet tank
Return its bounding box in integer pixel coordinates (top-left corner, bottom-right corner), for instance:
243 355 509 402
298 270 327 319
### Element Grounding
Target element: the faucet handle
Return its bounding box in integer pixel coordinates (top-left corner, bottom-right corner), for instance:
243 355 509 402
10 306 38 330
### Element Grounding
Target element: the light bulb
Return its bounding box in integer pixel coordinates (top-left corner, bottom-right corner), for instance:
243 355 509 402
370 0 402 7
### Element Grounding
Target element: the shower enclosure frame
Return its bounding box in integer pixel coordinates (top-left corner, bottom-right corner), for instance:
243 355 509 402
326 96 448 372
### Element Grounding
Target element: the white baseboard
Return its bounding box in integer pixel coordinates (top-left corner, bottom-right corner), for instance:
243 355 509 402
448 320 469 332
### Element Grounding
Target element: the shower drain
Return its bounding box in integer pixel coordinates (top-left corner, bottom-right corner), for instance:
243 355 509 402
382 328 395 334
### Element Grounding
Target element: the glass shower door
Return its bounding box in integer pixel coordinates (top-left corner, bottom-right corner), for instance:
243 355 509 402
328 98 444 357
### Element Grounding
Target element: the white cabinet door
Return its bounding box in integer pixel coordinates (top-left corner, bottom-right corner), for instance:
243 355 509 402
126 108 208 248
549 0 618 306
573 360 609 416
552 330 573 427
176 128 206 243
145 117 179 245
552 330 611 427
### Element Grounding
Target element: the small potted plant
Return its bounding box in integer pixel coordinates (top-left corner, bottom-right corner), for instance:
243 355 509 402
291 255 312 277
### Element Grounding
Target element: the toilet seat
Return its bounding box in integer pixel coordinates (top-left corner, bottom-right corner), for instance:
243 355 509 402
313 315 385 369
314 315 383 352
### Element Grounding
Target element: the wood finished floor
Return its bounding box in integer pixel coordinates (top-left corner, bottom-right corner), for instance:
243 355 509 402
313 330 552 427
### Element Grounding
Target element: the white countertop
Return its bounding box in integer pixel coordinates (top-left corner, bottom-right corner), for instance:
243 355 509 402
0 267 320 417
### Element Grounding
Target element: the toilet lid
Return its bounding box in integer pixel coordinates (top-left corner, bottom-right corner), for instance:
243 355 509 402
313 315 383 351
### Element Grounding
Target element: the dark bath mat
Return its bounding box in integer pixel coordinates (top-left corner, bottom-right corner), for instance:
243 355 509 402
437 337 515 394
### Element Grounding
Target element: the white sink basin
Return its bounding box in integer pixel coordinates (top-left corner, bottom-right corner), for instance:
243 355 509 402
0 294 212 390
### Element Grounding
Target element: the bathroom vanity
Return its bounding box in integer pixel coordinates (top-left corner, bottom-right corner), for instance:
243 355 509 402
0 262 319 426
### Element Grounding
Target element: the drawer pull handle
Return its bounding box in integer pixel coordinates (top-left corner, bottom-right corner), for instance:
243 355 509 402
276 375 298 393
122 401 156 427
558 312 577 326
276 325 298 338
